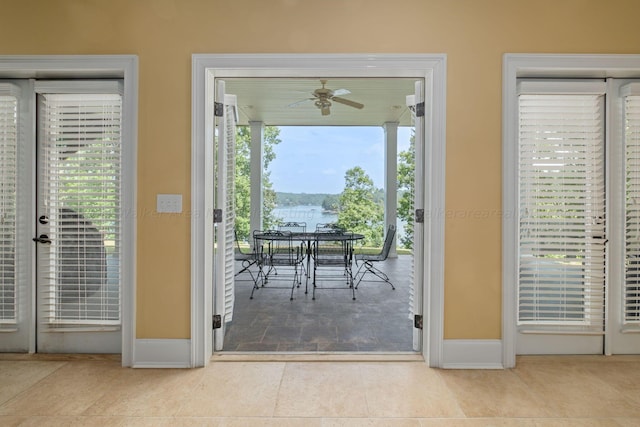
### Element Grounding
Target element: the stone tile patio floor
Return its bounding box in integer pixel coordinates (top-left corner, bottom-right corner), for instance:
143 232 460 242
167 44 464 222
225 255 415 352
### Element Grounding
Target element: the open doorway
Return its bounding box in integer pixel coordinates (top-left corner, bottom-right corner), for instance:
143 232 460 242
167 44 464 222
190 54 446 366
223 77 418 352
226 122 416 351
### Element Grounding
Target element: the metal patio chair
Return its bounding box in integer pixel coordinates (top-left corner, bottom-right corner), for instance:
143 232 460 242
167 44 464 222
354 224 396 290
253 230 305 300
312 230 356 300
277 221 308 279
234 230 260 288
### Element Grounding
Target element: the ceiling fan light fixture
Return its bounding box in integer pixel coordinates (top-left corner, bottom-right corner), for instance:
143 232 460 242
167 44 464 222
288 79 364 116
315 99 331 109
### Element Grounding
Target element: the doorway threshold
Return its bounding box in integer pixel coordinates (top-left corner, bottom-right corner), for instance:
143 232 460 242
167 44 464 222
211 352 423 363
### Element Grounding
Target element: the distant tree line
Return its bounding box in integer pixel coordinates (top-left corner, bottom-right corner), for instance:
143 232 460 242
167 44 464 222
276 192 336 208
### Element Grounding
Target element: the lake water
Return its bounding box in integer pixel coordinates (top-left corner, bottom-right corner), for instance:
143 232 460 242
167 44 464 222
272 205 337 231
273 204 406 238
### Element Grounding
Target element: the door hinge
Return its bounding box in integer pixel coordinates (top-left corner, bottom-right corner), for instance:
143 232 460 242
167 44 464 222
213 208 223 223
212 314 222 329
415 101 425 117
214 102 224 117
414 314 423 330
415 208 424 224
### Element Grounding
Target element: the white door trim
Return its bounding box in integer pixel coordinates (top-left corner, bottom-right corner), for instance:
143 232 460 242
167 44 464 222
502 53 640 368
0 55 138 366
191 53 447 367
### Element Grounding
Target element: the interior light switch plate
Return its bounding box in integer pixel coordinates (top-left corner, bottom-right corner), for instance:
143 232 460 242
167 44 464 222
157 194 183 213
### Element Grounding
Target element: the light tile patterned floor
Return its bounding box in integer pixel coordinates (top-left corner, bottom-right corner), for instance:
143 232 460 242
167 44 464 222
1 355 639 425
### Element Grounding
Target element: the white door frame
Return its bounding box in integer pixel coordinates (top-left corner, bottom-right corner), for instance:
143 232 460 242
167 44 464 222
191 53 447 367
0 55 138 366
502 54 640 368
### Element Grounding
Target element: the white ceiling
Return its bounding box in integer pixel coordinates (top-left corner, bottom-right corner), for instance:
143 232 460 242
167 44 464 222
223 77 418 127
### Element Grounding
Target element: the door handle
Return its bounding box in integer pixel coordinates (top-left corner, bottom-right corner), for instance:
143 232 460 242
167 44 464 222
32 234 52 244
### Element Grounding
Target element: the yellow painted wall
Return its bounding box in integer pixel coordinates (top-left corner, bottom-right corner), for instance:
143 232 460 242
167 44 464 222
2 0 640 340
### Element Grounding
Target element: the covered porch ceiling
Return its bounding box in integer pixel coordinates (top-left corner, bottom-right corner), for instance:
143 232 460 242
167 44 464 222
223 77 418 127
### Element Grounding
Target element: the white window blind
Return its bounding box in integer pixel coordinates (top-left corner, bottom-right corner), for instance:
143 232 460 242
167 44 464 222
0 86 18 327
223 95 237 323
38 91 122 327
518 83 606 331
623 83 640 327
407 92 418 322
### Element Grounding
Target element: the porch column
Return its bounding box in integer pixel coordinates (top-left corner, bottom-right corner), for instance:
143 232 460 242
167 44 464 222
384 121 398 258
249 121 264 236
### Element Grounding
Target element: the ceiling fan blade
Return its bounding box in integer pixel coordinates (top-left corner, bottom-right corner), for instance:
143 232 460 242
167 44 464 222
286 98 314 108
332 96 364 109
332 88 351 96
321 106 331 116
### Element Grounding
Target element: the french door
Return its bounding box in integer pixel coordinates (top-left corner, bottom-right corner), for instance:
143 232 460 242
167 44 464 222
609 78 640 354
516 78 640 355
0 80 32 351
213 80 238 350
410 79 425 351
0 79 123 353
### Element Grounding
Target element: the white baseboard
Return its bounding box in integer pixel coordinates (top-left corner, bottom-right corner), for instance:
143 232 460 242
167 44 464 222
442 339 504 369
133 339 191 368
131 338 503 369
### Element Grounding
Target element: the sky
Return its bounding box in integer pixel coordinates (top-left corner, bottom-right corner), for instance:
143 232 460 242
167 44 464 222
270 126 413 194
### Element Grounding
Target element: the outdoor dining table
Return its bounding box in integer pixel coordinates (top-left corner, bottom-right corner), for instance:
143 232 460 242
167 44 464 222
254 230 364 269
252 230 365 296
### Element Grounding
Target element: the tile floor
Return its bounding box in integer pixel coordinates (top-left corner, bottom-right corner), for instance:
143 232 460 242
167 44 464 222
226 254 414 352
0 355 639 425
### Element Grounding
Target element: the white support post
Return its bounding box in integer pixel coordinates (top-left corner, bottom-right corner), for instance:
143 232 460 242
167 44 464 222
384 121 398 258
249 121 264 238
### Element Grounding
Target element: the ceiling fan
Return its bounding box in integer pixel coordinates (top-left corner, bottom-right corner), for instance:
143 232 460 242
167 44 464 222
287 79 364 116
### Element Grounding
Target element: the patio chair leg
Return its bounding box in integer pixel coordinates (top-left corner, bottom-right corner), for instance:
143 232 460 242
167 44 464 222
249 266 266 299
312 266 317 300
250 274 261 299
355 261 395 290
349 270 356 300
289 267 301 301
